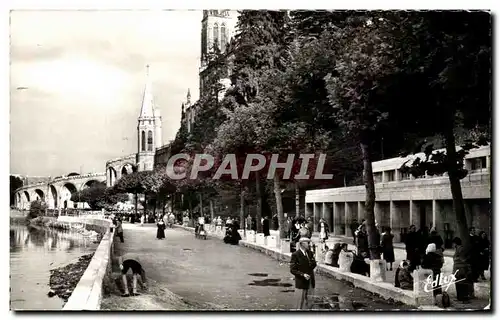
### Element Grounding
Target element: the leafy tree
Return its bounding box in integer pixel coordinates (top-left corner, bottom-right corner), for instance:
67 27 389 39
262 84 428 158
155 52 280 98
71 182 128 210
28 200 47 219
10 175 23 206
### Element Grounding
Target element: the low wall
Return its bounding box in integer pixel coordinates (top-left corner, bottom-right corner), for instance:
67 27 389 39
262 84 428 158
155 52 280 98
59 216 115 310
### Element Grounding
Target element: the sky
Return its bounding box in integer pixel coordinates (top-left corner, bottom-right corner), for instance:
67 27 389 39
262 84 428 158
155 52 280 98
10 10 202 177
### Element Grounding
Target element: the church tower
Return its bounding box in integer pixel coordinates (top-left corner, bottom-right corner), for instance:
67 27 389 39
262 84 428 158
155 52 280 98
137 65 162 171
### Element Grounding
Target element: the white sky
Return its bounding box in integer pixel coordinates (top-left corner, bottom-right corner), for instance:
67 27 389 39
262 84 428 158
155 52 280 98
10 10 202 176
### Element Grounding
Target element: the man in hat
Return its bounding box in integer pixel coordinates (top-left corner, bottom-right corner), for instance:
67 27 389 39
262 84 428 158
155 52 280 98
290 237 317 309
118 253 148 297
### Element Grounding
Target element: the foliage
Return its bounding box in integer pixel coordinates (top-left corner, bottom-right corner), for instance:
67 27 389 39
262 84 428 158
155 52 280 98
70 182 129 210
10 175 23 205
28 200 47 219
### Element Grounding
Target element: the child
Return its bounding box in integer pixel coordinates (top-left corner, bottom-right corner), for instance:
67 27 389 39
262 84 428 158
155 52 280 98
395 260 413 290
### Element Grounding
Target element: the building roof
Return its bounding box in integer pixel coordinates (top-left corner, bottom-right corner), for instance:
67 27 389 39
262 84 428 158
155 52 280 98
139 65 155 119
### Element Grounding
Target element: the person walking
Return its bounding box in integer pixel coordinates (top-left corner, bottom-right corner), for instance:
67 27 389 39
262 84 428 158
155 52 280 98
115 218 124 243
290 237 316 310
381 227 395 271
156 219 166 240
478 231 490 280
118 253 148 297
140 214 145 227
422 243 444 303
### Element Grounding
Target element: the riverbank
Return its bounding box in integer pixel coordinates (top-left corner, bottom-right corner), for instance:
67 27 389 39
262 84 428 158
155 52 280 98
48 254 94 303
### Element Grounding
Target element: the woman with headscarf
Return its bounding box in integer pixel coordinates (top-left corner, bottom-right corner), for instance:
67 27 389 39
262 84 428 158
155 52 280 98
318 218 329 245
422 243 444 299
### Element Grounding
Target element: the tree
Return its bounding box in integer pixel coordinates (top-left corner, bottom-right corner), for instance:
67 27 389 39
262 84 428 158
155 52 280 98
28 200 47 219
10 175 23 206
71 182 128 210
324 15 401 260
391 11 491 251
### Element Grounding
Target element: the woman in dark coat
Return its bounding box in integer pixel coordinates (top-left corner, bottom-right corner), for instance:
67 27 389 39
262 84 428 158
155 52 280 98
478 231 490 280
156 219 166 239
427 227 444 251
381 227 395 271
263 216 270 236
355 224 369 257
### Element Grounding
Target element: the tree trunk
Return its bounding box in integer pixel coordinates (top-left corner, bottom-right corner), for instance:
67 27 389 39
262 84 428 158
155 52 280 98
134 192 138 216
210 199 215 220
444 129 471 252
199 193 203 216
360 141 380 260
294 180 300 218
273 172 286 239
152 196 156 217
255 171 263 233
240 185 245 229
162 197 165 215
188 197 193 220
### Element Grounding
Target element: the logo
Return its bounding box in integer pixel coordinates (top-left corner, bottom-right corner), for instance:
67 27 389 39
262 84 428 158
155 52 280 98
423 270 464 293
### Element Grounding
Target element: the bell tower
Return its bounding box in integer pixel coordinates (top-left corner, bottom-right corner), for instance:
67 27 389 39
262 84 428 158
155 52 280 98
137 64 162 171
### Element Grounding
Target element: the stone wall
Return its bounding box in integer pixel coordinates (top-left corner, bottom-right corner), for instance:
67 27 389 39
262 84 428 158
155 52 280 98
60 216 115 310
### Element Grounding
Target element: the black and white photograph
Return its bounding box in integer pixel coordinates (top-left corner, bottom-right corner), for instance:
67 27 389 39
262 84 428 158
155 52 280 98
9 7 492 312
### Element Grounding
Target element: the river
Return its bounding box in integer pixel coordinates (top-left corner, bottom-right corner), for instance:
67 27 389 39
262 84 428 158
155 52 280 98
10 218 99 310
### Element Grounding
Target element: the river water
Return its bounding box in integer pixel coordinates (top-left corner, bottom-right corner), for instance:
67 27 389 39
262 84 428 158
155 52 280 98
10 219 99 310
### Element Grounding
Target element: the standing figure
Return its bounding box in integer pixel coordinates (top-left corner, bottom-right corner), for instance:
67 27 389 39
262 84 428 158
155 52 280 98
468 227 481 282
140 214 145 227
115 218 124 243
421 243 444 303
156 219 166 239
263 216 270 237
118 253 148 297
318 218 329 244
290 237 316 310
404 225 421 271
350 219 359 245
381 227 395 271
478 231 490 280
355 223 369 258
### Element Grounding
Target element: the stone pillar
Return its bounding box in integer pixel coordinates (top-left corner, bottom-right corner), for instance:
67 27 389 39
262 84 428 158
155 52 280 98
370 259 386 282
305 203 313 220
358 201 365 222
326 203 333 233
333 202 341 235
413 268 434 306
409 200 418 227
345 203 350 237
382 171 387 183
432 200 437 228
390 201 401 241
314 203 321 232
374 202 382 227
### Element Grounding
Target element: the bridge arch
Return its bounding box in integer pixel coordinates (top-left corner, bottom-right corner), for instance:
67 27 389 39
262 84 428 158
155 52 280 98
34 189 45 201
60 182 78 209
23 191 30 203
107 166 118 187
120 163 137 176
49 185 58 209
81 179 102 191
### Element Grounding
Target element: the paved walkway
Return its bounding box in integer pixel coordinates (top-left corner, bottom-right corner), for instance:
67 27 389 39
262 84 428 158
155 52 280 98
101 222 410 310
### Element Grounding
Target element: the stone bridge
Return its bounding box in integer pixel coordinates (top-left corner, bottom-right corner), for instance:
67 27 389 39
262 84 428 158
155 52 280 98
105 153 138 187
14 172 106 210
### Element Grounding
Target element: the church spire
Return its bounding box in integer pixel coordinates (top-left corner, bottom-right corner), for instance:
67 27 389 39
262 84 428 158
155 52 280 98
139 64 154 118
187 88 191 104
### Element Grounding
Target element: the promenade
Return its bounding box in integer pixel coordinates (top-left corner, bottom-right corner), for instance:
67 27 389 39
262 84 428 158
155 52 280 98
100 222 410 310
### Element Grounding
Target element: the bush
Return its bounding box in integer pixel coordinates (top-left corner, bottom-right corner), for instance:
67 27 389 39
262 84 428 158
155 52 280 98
28 200 48 219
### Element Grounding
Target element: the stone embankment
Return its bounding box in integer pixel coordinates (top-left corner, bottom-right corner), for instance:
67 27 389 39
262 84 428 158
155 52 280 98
48 254 95 302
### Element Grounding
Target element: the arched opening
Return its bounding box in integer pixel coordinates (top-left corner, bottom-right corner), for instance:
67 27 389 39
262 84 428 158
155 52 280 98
24 191 30 203
121 166 129 176
81 179 101 191
50 185 58 208
141 131 146 151
34 189 45 201
221 23 227 51
147 130 153 151
67 172 80 177
61 183 78 210
213 23 219 49
108 167 117 186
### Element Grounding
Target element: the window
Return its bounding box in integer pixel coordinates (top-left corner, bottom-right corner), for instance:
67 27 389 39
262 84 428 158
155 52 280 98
147 131 153 151
470 156 487 170
213 23 219 49
141 131 146 151
373 172 383 183
221 24 227 51
386 170 395 182
401 171 411 180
